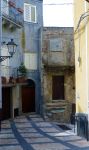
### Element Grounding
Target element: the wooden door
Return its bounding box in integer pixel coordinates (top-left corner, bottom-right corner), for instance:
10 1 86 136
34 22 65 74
22 86 35 113
2 87 11 120
52 76 64 100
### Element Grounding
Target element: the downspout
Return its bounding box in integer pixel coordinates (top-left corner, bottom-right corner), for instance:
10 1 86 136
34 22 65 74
85 1 89 117
0 1 2 112
0 0 2 130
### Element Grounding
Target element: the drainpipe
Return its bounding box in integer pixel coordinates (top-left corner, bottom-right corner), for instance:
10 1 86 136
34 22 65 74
0 0 2 130
85 1 89 140
85 1 89 119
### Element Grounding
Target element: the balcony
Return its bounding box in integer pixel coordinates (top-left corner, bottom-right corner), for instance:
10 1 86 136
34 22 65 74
42 37 74 68
1 65 17 84
2 0 23 29
42 50 75 68
1 65 27 85
1 65 17 78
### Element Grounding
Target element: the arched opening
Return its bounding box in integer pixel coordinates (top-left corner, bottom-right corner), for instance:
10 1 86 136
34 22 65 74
21 79 35 113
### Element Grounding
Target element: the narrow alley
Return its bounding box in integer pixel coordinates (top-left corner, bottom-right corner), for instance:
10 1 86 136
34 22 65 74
0 114 89 150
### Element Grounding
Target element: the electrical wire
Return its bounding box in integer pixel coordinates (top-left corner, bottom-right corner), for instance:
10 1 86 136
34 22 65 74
43 3 73 5
75 10 89 33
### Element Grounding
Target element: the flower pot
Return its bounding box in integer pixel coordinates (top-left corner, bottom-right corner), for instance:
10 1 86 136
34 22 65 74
16 77 27 83
17 8 23 13
8 1 16 8
1 77 7 84
9 77 16 84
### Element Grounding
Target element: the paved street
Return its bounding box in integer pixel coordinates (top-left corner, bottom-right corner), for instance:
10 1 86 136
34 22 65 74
0 114 89 150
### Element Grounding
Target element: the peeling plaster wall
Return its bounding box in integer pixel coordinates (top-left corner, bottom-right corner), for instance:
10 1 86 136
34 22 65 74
42 27 75 122
42 27 74 66
43 73 52 103
43 71 75 103
65 72 75 103
42 70 75 122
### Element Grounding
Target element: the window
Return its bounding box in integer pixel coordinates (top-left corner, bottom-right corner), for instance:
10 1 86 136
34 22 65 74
52 76 64 100
49 38 63 51
24 53 37 70
24 3 36 23
2 0 9 15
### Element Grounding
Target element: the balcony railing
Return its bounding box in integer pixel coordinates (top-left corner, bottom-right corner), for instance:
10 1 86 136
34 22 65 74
1 65 17 78
2 0 23 27
1 65 28 84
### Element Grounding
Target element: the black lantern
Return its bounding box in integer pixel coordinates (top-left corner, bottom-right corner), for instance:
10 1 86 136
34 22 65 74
0 39 17 62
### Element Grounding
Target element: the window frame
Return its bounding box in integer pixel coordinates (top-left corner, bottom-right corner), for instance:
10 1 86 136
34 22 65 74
24 3 37 23
24 52 37 70
52 75 65 100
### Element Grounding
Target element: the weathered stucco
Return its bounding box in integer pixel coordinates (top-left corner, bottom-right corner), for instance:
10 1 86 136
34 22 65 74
42 27 75 123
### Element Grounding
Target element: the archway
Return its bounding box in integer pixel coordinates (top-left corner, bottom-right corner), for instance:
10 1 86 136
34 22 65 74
21 79 35 113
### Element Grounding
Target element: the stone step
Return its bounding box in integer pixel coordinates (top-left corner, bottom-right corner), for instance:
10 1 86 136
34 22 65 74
46 102 67 108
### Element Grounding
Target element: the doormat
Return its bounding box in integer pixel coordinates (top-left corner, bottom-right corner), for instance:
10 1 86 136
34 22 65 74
57 124 71 130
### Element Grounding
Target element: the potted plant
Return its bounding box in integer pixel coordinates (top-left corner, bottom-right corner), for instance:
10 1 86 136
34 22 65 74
18 63 27 76
9 77 16 84
17 63 27 83
1 76 7 84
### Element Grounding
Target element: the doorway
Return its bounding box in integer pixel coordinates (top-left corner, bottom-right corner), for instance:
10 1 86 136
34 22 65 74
21 80 35 113
52 75 64 100
2 87 11 120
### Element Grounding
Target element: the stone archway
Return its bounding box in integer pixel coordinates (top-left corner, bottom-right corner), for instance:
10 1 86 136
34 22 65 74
21 79 35 113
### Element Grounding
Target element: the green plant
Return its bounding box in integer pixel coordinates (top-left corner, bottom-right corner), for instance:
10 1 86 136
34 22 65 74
18 63 27 77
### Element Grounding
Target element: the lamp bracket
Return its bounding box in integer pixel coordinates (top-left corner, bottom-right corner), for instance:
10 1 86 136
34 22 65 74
0 56 12 62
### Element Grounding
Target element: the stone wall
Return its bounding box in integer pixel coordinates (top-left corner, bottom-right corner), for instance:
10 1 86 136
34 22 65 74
42 69 75 123
41 27 75 123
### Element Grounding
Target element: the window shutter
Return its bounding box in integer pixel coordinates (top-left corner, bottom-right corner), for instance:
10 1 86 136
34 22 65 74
24 3 31 22
24 3 36 23
24 53 37 70
31 6 36 22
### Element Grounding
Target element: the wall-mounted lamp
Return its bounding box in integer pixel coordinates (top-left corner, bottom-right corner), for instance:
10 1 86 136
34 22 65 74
78 56 81 66
0 39 17 62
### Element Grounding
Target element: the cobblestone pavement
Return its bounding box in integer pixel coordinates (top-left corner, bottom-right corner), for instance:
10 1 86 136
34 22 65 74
0 114 89 150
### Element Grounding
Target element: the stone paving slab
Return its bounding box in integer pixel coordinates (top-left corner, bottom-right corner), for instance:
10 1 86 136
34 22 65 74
0 114 89 150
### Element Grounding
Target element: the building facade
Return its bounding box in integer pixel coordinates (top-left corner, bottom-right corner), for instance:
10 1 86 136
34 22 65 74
74 0 89 139
41 27 75 123
23 0 43 115
0 0 43 120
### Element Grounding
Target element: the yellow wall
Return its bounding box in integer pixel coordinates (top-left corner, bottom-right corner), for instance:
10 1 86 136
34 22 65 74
74 0 89 113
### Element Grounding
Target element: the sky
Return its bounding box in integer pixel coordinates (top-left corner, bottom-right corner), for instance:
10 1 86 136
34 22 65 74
43 0 74 27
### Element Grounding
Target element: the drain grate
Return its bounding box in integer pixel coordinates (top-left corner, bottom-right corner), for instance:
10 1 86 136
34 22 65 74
57 124 71 130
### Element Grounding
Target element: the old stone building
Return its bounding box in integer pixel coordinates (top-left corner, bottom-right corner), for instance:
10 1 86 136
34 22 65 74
41 27 75 123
